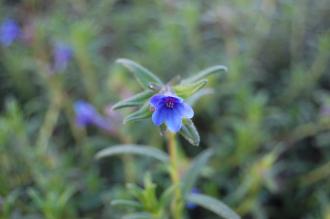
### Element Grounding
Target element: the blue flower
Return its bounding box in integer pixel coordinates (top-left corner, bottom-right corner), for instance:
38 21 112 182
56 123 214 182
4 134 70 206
150 92 194 133
186 188 200 209
0 19 20 47
74 100 112 131
74 100 98 128
53 42 73 71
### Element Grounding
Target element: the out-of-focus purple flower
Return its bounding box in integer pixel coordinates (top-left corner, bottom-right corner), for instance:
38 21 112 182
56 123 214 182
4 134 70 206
74 100 112 132
0 18 20 47
150 92 194 133
186 188 200 209
320 105 330 117
53 42 73 71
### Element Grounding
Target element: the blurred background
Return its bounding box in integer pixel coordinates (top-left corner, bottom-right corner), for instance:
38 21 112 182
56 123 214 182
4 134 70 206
0 0 330 218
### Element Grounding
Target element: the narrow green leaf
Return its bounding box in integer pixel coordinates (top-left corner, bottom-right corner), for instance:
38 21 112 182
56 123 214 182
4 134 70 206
182 65 228 84
112 90 154 110
181 148 213 196
58 186 75 207
95 144 169 163
186 193 240 219
173 79 208 99
127 183 144 198
116 58 163 89
111 199 142 208
186 88 214 106
122 212 152 219
160 184 178 207
179 119 200 146
28 189 43 207
123 103 152 124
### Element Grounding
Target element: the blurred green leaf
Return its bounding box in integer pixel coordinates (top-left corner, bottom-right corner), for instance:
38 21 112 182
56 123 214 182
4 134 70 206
122 212 152 219
116 59 164 89
95 145 169 163
181 148 213 196
111 199 143 208
179 119 200 146
112 90 154 110
186 193 240 219
160 184 178 207
173 79 208 99
182 65 227 84
123 103 152 124
186 88 214 106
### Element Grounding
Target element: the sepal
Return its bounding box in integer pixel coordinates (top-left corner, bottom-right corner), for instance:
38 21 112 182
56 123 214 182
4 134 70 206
179 119 200 146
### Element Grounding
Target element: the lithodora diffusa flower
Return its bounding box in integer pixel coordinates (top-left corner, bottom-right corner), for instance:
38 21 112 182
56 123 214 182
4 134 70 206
150 92 193 133
112 58 227 145
0 18 20 47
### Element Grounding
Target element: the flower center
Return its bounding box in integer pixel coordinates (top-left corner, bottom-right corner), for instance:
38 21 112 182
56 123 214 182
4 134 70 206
164 97 176 109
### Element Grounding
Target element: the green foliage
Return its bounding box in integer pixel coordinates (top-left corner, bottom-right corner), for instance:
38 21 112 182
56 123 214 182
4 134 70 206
179 119 200 146
112 90 154 110
186 193 240 219
0 0 329 218
116 58 164 89
96 144 169 163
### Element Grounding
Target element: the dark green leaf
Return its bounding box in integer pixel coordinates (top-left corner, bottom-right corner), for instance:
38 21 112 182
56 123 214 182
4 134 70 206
123 103 152 124
182 65 227 84
112 90 154 110
186 193 240 219
173 79 208 99
116 58 163 89
95 144 169 163
179 119 200 146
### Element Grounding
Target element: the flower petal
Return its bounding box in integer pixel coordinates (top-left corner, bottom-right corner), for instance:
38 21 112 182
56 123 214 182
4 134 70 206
150 94 164 108
165 110 182 132
176 102 194 119
152 108 167 126
180 102 194 118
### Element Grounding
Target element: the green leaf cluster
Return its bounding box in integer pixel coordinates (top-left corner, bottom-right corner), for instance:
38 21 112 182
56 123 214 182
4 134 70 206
113 59 227 146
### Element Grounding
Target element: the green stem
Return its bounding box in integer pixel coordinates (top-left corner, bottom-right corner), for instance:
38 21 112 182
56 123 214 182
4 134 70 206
166 132 183 219
36 91 61 154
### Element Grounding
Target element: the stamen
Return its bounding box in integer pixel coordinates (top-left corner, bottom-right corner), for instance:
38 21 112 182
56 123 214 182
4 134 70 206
164 97 175 109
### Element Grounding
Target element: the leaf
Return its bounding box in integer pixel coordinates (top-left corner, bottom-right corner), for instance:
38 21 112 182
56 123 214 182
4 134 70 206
95 144 169 163
181 148 213 196
160 184 178 207
111 199 142 208
28 189 43 207
182 65 228 84
179 119 200 146
122 212 152 219
186 193 240 219
123 103 152 124
112 90 154 110
58 186 75 207
173 79 208 99
186 88 214 106
116 58 163 89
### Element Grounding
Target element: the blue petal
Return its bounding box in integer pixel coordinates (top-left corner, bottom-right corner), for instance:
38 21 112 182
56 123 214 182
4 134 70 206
150 94 164 108
152 107 167 126
165 109 182 132
177 102 194 119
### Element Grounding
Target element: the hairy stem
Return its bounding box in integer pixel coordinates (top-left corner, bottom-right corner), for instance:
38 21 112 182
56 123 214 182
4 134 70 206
166 132 183 219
